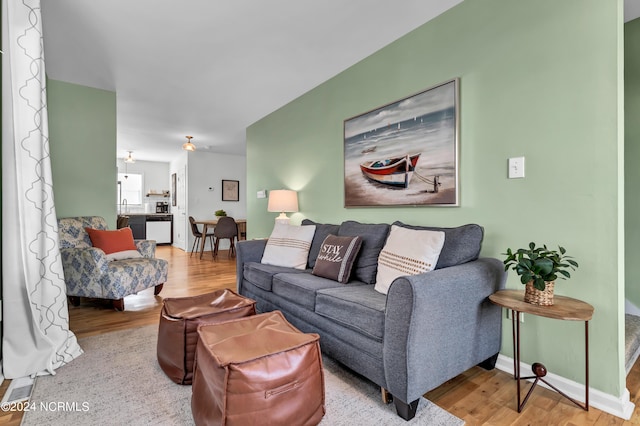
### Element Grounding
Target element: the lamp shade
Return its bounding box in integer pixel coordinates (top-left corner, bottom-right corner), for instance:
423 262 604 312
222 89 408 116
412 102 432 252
267 190 298 213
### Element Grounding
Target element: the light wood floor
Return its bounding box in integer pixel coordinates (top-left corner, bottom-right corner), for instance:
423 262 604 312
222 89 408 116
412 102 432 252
1 245 639 425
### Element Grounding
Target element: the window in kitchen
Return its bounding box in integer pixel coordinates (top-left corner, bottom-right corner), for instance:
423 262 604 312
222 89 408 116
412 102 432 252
117 173 143 205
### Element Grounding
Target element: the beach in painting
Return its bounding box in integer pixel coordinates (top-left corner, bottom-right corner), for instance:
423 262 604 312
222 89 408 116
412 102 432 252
344 81 457 207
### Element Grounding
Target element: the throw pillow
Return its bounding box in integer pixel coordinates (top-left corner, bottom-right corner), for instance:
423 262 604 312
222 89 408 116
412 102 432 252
312 235 362 283
261 223 316 270
374 225 445 295
105 250 143 261
85 227 138 255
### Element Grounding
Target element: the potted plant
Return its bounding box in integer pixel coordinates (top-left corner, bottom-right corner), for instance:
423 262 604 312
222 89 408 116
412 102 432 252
503 242 579 306
214 209 227 217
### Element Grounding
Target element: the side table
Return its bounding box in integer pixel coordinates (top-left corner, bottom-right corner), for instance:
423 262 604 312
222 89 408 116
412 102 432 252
489 289 594 412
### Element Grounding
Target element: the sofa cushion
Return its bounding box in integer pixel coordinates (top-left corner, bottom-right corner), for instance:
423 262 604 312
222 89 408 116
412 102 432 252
392 221 483 269
85 227 137 255
315 285 386 341
302 219 340 268
272 272 346 311
58 216 109 248
374 225 445 295
261 223 316 269
337 221 390 284
312 235 362 284
243 262 308 292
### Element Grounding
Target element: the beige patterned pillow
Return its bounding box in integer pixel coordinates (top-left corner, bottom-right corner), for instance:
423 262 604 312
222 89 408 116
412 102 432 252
374 225 445 294
261 223 316 270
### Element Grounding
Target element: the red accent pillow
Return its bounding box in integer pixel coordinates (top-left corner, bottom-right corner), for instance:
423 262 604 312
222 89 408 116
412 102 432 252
85 227 137 254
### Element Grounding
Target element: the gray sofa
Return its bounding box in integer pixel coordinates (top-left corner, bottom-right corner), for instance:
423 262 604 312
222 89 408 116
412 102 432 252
236 220 506 421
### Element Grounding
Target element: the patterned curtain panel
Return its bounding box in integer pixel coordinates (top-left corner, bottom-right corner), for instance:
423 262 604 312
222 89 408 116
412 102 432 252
1 0 82 378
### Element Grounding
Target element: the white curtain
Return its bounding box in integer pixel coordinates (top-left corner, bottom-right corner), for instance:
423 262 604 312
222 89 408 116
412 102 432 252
2 0 82 378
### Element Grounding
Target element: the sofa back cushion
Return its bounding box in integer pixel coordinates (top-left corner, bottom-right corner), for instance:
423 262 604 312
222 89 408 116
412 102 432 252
338 221 390 284
302 219 340 268
58 216 109 248
392 221 483 269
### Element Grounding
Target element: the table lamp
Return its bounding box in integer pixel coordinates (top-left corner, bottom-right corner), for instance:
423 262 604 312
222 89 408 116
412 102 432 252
267 190 298 224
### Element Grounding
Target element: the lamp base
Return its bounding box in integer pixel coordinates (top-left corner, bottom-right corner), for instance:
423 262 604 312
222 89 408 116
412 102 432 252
275 213 290 225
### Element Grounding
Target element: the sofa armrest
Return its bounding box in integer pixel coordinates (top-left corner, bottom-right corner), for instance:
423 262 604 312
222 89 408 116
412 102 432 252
236 239 268 292
383 257 506 403
59 247 109 297
135 239 157 258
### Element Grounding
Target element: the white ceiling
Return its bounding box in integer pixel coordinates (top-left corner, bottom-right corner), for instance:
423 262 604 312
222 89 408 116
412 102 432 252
41 0 640 163
41 0 463 162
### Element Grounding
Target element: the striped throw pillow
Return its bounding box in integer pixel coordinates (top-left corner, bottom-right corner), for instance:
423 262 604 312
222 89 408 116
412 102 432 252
261 223 316 269
374 225 445 294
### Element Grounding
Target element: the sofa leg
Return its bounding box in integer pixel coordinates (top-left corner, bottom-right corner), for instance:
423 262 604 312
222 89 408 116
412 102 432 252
112 299 125 311
154 284 164 295
394 398 419 421
478 352 499 370
68 296 80 307
381 387 393 404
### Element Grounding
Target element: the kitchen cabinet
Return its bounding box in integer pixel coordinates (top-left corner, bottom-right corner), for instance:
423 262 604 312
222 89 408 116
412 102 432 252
128 215 146 240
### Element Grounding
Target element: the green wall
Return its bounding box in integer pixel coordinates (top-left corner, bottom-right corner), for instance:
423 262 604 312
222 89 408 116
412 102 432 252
626 19 640 308
247 0 625 397
47 79 117 228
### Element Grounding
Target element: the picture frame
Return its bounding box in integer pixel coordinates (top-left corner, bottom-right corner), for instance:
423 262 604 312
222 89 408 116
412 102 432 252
344 78 459 207
222 179 239 201
171 173 177 206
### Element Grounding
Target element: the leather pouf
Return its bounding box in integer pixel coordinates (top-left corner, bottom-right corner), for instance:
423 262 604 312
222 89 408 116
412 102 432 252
191 311 325 426
157 289 256 385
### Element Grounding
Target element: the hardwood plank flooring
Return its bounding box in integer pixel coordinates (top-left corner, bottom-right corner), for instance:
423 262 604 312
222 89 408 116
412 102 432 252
1 245 639 425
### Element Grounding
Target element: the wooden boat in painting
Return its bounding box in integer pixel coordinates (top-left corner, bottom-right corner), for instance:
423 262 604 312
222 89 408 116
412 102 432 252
360 153 421 188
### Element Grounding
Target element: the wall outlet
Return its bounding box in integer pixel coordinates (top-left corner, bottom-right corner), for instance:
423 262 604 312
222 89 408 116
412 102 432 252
506 309 524 323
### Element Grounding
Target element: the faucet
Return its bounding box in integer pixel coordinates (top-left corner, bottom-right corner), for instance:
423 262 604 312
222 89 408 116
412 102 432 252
121 198 127 214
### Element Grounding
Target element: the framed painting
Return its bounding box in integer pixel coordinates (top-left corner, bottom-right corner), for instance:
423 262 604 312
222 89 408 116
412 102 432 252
222 179 239 201
344 78 459 207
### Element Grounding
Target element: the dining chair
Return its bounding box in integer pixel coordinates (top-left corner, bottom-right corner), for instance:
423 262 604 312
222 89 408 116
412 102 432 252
189 216 215 258
213 216 238 259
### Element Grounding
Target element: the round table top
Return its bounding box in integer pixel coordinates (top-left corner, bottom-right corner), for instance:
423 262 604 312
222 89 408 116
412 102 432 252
489 289 594 321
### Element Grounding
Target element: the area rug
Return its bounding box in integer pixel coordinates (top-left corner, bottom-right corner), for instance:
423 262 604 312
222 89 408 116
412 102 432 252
22 325 463 425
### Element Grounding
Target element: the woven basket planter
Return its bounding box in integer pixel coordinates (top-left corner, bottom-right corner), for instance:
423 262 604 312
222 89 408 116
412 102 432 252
524 280 555 306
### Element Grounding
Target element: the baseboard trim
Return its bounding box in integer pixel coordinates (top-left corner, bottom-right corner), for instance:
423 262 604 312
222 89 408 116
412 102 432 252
495 355 635 420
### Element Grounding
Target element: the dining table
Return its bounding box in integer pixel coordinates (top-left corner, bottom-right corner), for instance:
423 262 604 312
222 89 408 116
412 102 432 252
194 218 246 259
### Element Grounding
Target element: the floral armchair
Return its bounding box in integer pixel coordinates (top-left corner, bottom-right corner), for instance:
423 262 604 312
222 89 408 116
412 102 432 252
57 216 169 311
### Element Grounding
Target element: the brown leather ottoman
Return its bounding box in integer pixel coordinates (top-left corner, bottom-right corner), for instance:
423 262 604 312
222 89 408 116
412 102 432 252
157 289 256 385
191 311 325 426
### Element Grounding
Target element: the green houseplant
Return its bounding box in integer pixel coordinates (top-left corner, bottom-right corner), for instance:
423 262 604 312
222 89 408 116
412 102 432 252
214 209 227 217
503 242 579 305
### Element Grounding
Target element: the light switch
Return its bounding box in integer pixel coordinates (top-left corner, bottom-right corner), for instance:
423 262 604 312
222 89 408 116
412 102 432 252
257 190 267 199
508 157 525 179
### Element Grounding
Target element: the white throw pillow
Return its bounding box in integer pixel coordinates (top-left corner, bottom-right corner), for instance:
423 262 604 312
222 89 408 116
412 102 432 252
105 250 143 261
374 225 445 295
261 223 316 270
